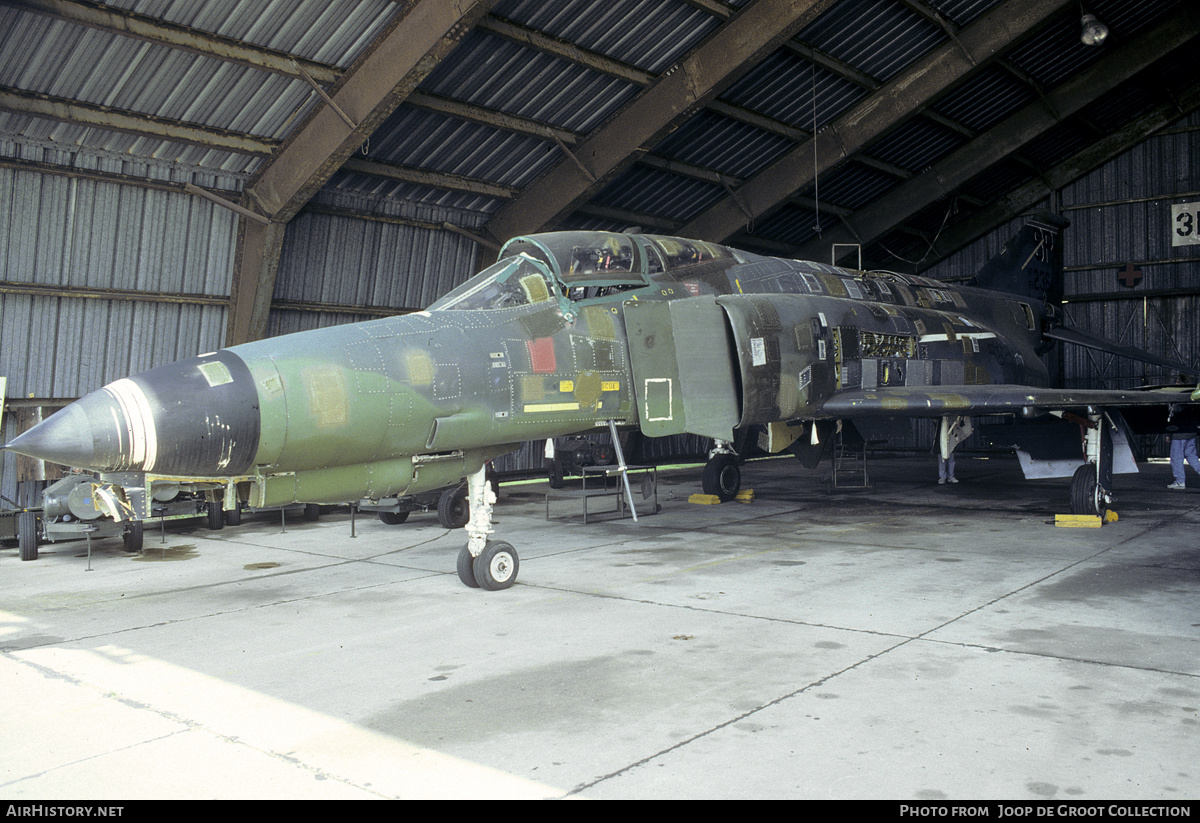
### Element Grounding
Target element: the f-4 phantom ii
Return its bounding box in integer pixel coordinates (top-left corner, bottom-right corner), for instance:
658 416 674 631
7 212 1199 589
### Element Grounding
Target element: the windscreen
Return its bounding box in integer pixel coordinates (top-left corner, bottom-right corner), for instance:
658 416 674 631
428 255 554 311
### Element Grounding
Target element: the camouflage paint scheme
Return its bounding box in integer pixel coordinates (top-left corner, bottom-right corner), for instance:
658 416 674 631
8 215 1198 587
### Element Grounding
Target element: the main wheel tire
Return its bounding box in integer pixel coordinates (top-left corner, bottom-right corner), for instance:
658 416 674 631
702 454 741 502
123 520 144 552
224 504 242 527
438 483 470 529
457 546 480 588
378 510 410 525
547 458 564 489
18 511 38 561
303 503 321 521
1069 463 1102 516
206 500 224 530
473 541 519 591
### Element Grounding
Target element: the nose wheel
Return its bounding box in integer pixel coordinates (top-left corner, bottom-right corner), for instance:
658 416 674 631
457 541 519 590
457 465 520 590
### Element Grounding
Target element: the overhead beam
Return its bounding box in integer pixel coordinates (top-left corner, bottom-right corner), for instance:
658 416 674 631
20 2 814 173
0 280 227 306
10 0 904 233
480 3 915 183
184 183 269 225
8 0 340 83
407 89 580 146
226 0 498 346
0 85 277 156
679 0 737 18
0 154 243 196
341 156 519 200
796 5 1200 266
678 0 1075 243
406 89 871 217
240 0 498 224
11 0 818 189
483 0 839 246
477 15 653 86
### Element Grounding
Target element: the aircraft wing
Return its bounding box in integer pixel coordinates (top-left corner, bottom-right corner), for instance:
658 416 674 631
817 384 1198 419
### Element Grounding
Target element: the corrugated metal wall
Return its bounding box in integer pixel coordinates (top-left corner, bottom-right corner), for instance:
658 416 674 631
1055 116 1200 392
924 113 1200 383
920 109 1200 457
266 189 483 336
1 150 238 503
0 141 242 395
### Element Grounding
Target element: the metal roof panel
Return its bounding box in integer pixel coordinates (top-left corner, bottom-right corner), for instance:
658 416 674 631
492 0 720 74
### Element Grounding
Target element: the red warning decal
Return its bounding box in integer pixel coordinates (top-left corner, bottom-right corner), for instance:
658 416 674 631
527 337 556 373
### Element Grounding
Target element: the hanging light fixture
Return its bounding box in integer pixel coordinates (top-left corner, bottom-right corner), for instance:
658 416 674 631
1080 12 1109 46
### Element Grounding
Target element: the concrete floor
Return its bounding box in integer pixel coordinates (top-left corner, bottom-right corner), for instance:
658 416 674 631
2 453 1198 800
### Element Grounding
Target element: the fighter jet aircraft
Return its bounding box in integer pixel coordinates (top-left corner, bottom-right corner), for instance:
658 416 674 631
6 213 1198 589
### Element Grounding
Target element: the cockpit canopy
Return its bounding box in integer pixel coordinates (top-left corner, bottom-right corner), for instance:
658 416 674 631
429 230 737 312
502 232 641 287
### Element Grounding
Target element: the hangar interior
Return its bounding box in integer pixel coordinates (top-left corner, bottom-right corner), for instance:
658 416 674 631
1 0 1199 801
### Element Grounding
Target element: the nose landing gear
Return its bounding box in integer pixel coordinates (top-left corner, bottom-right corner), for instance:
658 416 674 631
456 464 520 590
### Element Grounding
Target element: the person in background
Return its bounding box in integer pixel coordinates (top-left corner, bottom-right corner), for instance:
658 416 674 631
938 451 957 485
1168 374 1200 490
937 416 968 485
1168 424 1200 490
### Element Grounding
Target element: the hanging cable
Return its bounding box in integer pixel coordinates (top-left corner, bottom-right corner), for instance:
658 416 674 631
811 66 822 237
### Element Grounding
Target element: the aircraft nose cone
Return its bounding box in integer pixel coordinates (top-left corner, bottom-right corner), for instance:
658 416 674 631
4 399 106 468
4 350 262 476
4 383 152 472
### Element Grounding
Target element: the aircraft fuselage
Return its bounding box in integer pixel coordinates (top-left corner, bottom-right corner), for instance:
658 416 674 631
6 230 1056 514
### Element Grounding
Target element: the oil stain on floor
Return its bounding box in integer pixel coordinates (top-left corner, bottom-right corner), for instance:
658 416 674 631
131 544 198 562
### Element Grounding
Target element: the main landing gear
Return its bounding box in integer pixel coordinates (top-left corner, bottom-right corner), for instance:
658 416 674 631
456 464 519 590
1068 412 1114 517
702 441 741 501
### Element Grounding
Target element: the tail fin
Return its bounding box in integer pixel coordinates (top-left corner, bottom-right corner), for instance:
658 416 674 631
971 211 1069 304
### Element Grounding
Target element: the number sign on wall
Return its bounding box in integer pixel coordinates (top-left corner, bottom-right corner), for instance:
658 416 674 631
1171 201 1200 246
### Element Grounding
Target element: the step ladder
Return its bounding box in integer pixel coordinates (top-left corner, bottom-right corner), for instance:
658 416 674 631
830 431 873 490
